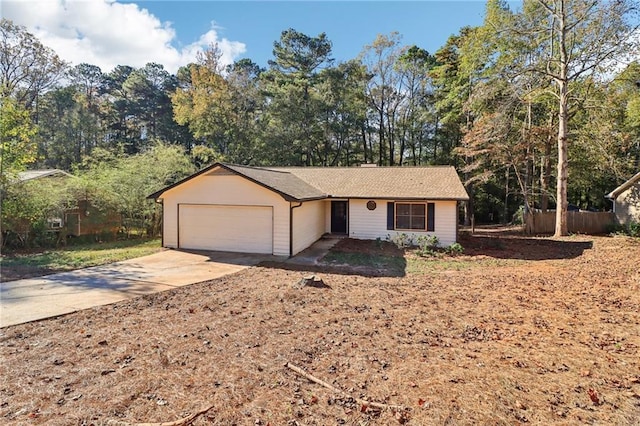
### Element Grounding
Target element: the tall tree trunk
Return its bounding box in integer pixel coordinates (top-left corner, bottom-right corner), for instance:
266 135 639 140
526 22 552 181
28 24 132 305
361 123 368 164
555 84 569 236
464 184 474 226
378 109 384 166
540 110 554 212
554 4 569 237
503 167 509 224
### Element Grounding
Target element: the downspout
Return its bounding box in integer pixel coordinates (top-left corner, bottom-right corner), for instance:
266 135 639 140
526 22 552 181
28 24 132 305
155 198 164 247
289 201 303 257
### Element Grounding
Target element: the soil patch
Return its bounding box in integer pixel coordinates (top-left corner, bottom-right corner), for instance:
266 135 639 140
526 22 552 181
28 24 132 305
1 231 639 425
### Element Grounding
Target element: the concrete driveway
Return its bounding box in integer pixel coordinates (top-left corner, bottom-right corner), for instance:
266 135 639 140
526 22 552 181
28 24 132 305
1 249 277 328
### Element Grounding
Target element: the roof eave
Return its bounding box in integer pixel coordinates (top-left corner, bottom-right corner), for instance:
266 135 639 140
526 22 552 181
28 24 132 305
330 195 469 201
147 162 320 202
605 171 640 200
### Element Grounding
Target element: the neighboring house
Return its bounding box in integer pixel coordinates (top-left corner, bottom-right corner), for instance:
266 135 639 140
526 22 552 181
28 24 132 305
15 169 120 238
16 169 73 231
606 171 640 226
148 162 469 256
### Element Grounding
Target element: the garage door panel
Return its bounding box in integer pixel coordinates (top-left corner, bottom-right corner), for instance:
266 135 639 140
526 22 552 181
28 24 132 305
179 205 273 253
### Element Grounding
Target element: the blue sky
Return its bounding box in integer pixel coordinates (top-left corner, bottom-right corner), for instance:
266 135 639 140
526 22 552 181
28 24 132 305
4 0 489 73
139 1 488 67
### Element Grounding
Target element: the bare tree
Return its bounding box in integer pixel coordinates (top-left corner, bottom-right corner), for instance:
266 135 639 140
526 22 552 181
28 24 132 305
0 19 67 111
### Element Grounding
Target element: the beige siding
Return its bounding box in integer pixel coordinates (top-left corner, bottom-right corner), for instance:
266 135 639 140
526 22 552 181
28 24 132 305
614 181 640 226
324 201 332 233
348 199 459 246
291 200 326 255
161 174 290 256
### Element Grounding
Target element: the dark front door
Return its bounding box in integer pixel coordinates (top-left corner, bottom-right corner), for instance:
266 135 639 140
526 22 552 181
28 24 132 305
331 201 348 234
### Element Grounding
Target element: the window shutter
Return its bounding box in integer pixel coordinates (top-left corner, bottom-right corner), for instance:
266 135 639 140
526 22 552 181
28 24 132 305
387 202 395 230
427 202 435 232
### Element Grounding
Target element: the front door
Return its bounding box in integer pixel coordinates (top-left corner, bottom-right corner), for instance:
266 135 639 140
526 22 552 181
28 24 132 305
331 201 348 234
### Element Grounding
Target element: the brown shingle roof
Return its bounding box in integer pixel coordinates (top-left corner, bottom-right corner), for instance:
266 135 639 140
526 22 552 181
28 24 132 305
271 166 469 200
224 164 326 200
148 163 469 201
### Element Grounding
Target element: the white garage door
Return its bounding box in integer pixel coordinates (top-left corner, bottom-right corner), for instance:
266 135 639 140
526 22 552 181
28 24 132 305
178 205 273 253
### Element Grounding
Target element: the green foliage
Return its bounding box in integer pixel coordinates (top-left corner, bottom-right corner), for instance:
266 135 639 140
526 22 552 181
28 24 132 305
172 48 261 163
1 238 161 275
0 97 37 182
415 235 440 257
323 250 406 275
76 143 195 237
1 176 75 247
512 206 525 225
387 233 413 249
260 28 335 166
609 221 640 238
447 242 464 255
3 142 193 249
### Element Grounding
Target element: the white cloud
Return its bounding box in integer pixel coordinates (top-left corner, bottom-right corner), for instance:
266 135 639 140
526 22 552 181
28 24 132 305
2 0 246 74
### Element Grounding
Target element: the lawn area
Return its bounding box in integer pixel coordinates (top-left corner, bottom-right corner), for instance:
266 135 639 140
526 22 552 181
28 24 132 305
0 238 162 281
1 231 639 425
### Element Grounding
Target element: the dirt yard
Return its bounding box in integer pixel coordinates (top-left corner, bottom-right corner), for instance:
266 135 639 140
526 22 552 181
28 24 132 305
1 230 639 425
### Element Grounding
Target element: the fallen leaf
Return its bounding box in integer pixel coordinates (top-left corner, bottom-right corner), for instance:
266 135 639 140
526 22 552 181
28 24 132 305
360 404 368 412
418 398 426 407
588 388 600 405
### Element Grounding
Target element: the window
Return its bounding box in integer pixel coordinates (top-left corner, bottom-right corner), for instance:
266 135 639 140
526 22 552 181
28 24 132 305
47 218 63 229
395 203 426 230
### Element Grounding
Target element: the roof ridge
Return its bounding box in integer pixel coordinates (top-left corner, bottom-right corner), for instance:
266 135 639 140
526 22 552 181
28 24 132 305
223 163 292 175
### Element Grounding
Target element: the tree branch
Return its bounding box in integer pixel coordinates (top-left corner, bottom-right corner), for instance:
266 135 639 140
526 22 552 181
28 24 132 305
285 362 407 411
106 405 214 426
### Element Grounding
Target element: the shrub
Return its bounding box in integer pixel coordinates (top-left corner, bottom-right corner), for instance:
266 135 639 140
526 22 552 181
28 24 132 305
448 242 464 255
375 237 383 249
512 206 525 225
387 233 413 249
416 235 440 257
605 222 626 235
606 221 640 237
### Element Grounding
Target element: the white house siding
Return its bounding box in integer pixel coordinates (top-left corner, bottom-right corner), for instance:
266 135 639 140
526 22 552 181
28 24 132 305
160 173 290 256
614 181 640 226
348 199 459 247
292 200 326 255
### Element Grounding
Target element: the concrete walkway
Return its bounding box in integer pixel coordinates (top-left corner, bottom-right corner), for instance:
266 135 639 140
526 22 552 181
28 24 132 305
286 236 341 266
0 250 277 328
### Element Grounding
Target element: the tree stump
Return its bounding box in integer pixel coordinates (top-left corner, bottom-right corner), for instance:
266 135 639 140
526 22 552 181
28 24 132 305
295 275 328 289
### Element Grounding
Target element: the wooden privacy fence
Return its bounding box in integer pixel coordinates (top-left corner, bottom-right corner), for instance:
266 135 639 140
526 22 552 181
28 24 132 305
525 211 615 235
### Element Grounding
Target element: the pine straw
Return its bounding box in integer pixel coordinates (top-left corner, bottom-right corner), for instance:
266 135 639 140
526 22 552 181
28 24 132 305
1 234 639 425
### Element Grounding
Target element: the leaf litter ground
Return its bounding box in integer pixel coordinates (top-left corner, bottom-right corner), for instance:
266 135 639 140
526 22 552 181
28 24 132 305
1 230 639 425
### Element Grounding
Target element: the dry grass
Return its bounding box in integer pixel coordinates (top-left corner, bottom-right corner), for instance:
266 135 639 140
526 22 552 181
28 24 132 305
1 231 639 425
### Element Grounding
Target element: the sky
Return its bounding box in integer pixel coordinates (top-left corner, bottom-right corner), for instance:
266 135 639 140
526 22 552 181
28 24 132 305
2 0 489 74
